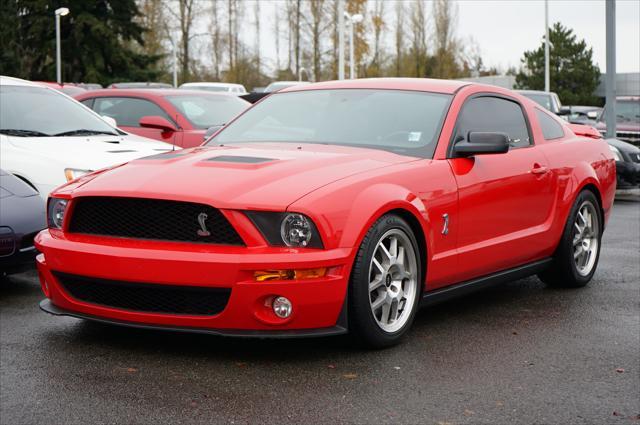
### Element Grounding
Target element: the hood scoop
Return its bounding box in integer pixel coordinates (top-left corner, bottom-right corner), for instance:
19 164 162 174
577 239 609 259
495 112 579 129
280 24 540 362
205 155 277 164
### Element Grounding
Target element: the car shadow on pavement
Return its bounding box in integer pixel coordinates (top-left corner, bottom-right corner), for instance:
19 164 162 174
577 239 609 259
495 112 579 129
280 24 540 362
33 274 577 365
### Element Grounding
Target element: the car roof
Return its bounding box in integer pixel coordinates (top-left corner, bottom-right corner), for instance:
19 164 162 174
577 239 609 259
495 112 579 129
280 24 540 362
280 78 469 94
76 88 242 98
181 82 241 87
0 75 41 87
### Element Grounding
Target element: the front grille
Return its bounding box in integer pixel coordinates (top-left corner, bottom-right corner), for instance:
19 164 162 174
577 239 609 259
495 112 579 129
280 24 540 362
54 272 231 315
0 228 15 256
617 131 640 146
69 197 244 245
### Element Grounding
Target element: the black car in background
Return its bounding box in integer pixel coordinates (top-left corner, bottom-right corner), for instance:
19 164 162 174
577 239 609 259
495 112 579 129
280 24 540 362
0 170 46 276
607 138 640 191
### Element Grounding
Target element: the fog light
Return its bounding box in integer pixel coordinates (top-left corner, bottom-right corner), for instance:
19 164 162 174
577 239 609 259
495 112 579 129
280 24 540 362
272 296 292 318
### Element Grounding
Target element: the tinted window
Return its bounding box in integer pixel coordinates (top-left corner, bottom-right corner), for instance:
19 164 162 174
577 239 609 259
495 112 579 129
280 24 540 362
92 97 170 127
166 95 248 129
210 89 452 158
455 96 531 148
536 109 565 140
0 85 117 137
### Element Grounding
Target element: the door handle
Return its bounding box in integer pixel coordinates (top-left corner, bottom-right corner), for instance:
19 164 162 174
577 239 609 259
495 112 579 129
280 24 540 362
530 164 549 175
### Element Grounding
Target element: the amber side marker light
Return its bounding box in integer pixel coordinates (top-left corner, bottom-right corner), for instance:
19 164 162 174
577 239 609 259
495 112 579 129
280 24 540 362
254 268 327 282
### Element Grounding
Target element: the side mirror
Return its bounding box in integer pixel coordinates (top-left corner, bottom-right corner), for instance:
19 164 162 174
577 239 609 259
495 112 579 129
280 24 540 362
558 106 571 116
453 132 510 157
203 124 224 142
101 115 117 128
139 115 177 132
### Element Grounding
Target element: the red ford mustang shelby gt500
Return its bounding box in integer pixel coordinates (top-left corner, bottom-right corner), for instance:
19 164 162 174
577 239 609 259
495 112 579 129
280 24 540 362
35 78 616 347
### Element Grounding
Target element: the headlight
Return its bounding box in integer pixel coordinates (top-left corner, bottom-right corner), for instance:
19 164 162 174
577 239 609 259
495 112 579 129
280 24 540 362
47 198 68 229
245 211 324 248
609 145 622 162
280 213 313 247
64 168 92 182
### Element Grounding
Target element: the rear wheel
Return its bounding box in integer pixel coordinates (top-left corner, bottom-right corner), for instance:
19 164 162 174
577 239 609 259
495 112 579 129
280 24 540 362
539 190 602 288
348 214 422 348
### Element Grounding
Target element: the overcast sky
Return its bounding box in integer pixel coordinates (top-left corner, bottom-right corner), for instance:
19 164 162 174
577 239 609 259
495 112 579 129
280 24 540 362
244 0 639 75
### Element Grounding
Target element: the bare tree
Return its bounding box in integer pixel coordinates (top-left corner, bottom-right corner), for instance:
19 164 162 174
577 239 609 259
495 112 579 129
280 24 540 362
368 0 385 76
165 0 198 83
394 1 405 77
286 0 303 77
274 6 281 71
304 0 330 81
432 0 462 78
410 0 428 77
210 0 223 80
254 1 261 78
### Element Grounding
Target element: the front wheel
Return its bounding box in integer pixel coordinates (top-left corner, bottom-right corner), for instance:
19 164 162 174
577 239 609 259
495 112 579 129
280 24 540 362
348 214 422 348
539 190 602 288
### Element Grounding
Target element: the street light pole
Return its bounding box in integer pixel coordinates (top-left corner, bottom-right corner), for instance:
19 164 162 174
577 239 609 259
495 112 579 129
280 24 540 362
338 0 345 80
344 13 363 80
605 0 616 138
172 39 178 88
544 0 550 92
54 7 70 84
349 19 355 79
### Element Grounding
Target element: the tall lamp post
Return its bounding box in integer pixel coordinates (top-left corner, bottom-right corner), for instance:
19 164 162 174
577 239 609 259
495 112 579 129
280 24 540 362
338 0 345 80
544 0 550 92
55 7 70 84
344 12 363 80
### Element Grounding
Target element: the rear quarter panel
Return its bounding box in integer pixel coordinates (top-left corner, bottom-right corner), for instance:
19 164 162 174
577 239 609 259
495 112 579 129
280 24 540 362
526 105 617 230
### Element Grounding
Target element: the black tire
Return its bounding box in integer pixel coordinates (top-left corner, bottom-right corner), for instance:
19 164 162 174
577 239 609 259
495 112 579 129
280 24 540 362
348 214 422 348
538 190 602 288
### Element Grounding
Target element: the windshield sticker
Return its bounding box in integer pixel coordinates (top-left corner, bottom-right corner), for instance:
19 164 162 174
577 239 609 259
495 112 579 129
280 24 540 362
408 132 422 143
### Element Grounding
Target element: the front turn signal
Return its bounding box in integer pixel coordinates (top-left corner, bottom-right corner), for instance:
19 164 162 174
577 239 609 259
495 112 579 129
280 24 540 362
254 267 327 282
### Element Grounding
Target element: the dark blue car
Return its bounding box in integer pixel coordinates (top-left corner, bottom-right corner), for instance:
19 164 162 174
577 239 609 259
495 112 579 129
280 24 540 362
0 169 46 275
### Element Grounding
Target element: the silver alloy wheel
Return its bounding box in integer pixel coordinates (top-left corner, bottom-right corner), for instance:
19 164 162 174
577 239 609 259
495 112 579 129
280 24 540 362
572 200 600 277
368 229 418 333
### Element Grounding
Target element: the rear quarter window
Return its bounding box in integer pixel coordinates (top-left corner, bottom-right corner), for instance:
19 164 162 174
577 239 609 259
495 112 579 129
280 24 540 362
535 109 565 140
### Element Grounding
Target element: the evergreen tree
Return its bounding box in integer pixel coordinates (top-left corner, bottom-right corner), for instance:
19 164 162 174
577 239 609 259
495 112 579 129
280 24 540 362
0 0 162 86
516 22 601 105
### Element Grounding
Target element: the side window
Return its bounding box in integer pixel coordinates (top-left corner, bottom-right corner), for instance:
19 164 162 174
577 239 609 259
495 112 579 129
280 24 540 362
455 96 531 148
92 97 170 127
80 98 93 108
535 109 565 140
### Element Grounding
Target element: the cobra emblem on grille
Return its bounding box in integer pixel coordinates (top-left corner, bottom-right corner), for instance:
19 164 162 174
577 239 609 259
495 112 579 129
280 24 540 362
197 212 211 237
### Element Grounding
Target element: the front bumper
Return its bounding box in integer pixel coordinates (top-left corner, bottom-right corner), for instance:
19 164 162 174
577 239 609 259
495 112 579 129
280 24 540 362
35 230 353 335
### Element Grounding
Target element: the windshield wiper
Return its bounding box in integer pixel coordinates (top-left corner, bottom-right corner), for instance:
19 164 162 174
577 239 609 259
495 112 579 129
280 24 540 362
0 129 51 137
53 129 119 137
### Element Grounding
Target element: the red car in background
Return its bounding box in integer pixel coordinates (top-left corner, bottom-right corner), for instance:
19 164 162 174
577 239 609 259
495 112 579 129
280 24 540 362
38 78 616 347
75 89 250 148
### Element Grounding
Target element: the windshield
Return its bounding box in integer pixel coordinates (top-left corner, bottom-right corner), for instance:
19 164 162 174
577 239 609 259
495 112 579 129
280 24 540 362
166 95 249 129
209 89 452 157
616 100 640 123
0 85 118 137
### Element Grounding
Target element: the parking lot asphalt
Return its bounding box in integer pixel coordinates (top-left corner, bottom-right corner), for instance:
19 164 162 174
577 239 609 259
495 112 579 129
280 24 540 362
1 201 638 425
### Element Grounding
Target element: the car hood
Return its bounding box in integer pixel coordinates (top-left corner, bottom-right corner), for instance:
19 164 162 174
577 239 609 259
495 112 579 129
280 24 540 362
65 143 419 209
4 133 173 170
